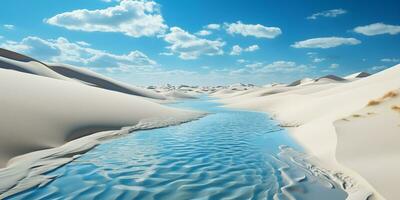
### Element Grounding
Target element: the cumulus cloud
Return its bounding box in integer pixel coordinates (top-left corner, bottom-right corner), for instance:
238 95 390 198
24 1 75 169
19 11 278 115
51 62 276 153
381 58 399 62
230 44 259 55
1 36 157 71
225 21 281 39
307 9 347 20
3 24 15 30
292 37 361 48
354 23 400 36
45 0 167 38
204 24 220 30
163 27 225 60
195 30 212 36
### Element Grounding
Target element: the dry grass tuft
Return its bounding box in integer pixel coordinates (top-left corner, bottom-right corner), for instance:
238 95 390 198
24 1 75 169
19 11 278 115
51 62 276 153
392 105 400 113
383 91 398 99
352 114 362 118
367 112 375 115
367 91 399 107
367 100 381 106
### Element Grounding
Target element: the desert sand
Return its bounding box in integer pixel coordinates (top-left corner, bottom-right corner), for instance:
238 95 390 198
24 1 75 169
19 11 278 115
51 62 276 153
0 49 205 197
214 64 400 200
1 47 399 199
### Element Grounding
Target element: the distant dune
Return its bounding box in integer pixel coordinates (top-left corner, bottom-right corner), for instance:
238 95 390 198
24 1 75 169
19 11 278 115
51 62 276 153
344 72 371 80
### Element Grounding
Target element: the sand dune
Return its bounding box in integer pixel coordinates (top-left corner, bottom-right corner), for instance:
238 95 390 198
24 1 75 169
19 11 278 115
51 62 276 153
216 65 400 199
0 68 204 166
314 74 347 84
335 89 400 200
287 77 314 86
47 63 166 100
0 48 167 100
0 68 205 197
161 90 198 99
344 72 371 80
0 49 72 81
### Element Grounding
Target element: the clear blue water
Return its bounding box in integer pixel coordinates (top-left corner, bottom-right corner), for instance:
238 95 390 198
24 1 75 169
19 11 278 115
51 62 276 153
7 97 346 200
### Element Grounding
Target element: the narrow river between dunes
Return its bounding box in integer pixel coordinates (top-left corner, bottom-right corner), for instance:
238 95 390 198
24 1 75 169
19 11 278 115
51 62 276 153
8 96 347 200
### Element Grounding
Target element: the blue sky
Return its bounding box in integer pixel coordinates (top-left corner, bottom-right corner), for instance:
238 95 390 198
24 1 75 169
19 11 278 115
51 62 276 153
0 0 399 85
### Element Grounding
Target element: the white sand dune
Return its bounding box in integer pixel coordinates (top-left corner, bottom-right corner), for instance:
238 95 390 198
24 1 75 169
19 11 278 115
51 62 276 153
161 90 198 99
0 68 205 197
216 64 400 199
335 90 400 200
47 63 167 100
0 49 72 81
0 68 202 166
344 72 370 80
0 48 167 100
287 77 314 86
313 74 347 84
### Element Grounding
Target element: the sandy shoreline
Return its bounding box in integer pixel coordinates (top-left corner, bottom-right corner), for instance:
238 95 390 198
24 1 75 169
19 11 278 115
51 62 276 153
0 113 205 199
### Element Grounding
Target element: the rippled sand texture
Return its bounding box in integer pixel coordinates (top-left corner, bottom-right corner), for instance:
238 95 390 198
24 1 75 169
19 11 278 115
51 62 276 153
7 98 347 200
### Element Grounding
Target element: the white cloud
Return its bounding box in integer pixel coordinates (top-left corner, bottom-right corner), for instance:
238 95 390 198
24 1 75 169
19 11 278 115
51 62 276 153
370 65 387 71
245 62 263 69
237 59 247 63
1 36 156 71
307 9 347 20
163 27 225 60
307 52 325 63
225 21 281 39
3 24 15 30
246 45 259 52
159 52 173 56
45 0 167 38
204 24 220 30
292 37 361 48
262 61 310 73
354 23 400 36
195 30 212 36
231 60 312 75
312 58 325 63
76 41 91 46
329 63 339 69
230 45 242 56
381 58 399 62
230 44 259 55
